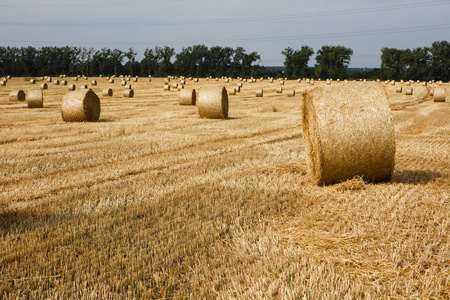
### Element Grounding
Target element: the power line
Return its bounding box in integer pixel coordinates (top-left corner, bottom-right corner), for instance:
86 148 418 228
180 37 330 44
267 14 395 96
0 0 449 26
0 0 182 8
1 24 448 46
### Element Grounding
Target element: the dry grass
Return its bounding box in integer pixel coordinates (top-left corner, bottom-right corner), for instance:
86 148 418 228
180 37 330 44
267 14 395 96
0 77 449 298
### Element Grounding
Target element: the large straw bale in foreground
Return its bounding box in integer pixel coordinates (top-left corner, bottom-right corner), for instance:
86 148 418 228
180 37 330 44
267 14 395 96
179 89 196 105
302 82 395 185
198 87 228 119
433 88 446 102
27 90 44 108
61 89 101 122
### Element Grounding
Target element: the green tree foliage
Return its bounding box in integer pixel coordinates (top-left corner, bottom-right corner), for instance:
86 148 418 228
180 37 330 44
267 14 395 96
429 40 450 81
315 45 353 79
282 46 314 79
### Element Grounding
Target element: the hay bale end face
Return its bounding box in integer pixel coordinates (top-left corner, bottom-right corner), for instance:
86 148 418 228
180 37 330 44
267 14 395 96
61 89 101 122
103 88 113 97
433 88 446 102
301 82 395 185
9 90 26 101
179 89 196 105
27 90 44 108
198 87 228 119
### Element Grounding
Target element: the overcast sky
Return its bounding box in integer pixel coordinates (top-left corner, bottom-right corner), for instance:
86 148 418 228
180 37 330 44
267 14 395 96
0 0 449 68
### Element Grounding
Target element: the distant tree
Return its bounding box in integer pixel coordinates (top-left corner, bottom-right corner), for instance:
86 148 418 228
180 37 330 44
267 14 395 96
124 47 137 76
380 47 411 80
155 46 175 76
315 45 353 79
429 40 450 81
407 47 431 81
282 45 314 79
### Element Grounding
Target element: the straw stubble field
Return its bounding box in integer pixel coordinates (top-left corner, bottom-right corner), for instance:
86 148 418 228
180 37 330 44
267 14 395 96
0 77 449 298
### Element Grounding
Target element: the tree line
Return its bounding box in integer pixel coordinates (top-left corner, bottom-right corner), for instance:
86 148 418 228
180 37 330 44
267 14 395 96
0 41 448 81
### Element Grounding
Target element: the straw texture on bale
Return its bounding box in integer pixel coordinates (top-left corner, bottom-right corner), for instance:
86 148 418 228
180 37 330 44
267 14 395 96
123 89 134 98
103 88 113 97
27 90 44 108
198 87 228 119
61 89 101 122
40 83 48 90
301 82 395 185
9 90 26 101
405 88 413 95
68 84 76 91
179 89 196 105
433 88 446 102
256 89 263 97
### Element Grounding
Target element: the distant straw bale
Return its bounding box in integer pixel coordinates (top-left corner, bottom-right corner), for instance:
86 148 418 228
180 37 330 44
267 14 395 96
433 88 446 102
256 89 263 97
405 88 413 95
9 90 25 101
103 88 113 97
68 84 76 91
123 89 134 98
27 90 44 108
40 83 48 90
301 82 395 185
61 89 100 122
179 88 196 105
287 89 295 97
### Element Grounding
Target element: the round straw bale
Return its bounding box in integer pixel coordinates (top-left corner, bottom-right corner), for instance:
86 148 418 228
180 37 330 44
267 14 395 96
228 88 236 95
178 85 184 91
80 84 88 89
133 78 138 82
301 82 395 185
54 79 60 85
225 79 229 83
164 84 170 91
179 88 196 105
198 87 228 119
256 89 263 97
121 81 126 86
270 79 274 83
172 83 178 88
30 79 36 84
180 80 186 84
125 84 132 89
396 86 402 93
326 80 331 85
194 78 199 82
235 86 241 92
109 79 114 83
280 81 285 85
68 84 76 91
405 88 413 95
433 88 446 102
40 83 48 90
0 80 5 86
91 80 97 86
47 77 52 82
9 90 25 101
103 88 113 97
6 75 11 79
287 89 295 97
237 83 243 88
27 90 44 108
61 89 100 122
123 89 134 98
74 77 78 81
276 87 283 93
61 80 68 85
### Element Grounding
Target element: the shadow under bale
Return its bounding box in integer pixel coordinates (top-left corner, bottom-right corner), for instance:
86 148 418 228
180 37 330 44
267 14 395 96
392 169 442 184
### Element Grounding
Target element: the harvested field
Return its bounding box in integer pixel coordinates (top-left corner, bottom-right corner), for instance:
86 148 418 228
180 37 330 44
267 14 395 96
0 77 449 298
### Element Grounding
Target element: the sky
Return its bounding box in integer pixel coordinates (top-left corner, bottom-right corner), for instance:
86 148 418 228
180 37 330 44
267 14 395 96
0 0 449 68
